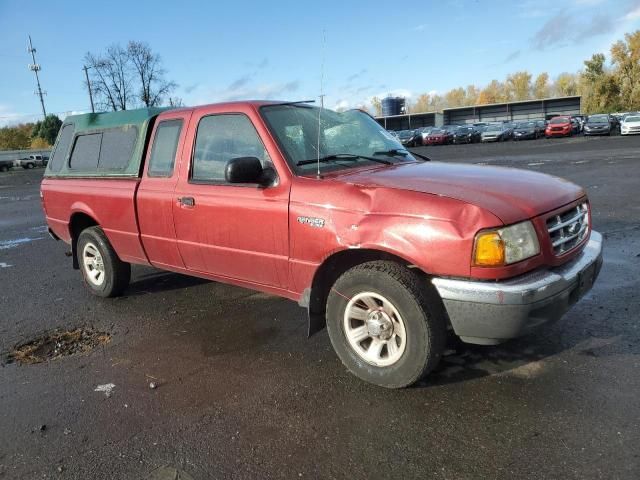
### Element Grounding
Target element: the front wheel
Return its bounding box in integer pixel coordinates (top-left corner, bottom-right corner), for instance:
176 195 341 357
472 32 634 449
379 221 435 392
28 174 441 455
77 226 131 297
326 261 445 388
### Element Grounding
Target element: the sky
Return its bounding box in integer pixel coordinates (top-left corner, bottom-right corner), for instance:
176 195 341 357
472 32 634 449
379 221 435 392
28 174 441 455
1 0 640 126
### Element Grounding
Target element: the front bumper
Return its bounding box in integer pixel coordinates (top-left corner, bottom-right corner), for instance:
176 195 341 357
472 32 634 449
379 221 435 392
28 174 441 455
432 231 603 345
584 128 609 135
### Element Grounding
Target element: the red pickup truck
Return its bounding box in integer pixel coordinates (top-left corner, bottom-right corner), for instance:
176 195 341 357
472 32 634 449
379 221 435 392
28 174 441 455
41 101 603 388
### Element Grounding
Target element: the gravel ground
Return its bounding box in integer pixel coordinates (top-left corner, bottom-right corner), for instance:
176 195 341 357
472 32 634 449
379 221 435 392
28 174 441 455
0 134 639 479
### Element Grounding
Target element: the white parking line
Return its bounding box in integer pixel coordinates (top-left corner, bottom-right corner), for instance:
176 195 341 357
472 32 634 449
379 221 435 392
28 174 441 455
0 237 44 250
528 162 545 166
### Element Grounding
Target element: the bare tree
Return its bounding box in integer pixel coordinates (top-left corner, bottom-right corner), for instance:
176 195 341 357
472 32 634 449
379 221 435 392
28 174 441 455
84 41 177 111
84 45 133 111
127 41 177 107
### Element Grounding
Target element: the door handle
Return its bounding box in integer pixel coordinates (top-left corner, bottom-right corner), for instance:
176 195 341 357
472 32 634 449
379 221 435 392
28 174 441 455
178 196 195 207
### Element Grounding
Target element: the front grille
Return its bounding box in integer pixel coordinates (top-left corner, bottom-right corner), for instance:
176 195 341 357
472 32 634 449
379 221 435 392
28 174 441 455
546 203 589 255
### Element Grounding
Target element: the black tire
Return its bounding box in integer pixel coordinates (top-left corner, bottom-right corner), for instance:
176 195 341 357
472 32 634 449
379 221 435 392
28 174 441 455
0 165 7 172
26 163 34 169
77 226 131 297
326 261 446 388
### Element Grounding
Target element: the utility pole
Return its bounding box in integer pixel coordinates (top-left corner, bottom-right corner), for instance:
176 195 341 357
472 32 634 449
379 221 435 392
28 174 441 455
27 35 47 119
83 65 95 113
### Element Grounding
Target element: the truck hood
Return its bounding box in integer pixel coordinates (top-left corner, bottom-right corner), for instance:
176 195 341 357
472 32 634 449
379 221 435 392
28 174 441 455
334 161 585 225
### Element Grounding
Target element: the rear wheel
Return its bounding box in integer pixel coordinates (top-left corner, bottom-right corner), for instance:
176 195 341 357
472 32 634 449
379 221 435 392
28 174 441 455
77 226 131 297
326 261 445 388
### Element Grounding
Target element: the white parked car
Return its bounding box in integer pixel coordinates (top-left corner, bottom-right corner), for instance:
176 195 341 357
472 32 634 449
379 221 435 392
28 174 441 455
621 115 640 135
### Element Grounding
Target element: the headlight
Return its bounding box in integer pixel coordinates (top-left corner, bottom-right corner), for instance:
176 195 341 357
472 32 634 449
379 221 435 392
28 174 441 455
473 220 540 266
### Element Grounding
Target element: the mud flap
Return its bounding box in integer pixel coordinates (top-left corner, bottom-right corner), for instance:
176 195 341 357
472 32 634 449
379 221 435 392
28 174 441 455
307 309 326 337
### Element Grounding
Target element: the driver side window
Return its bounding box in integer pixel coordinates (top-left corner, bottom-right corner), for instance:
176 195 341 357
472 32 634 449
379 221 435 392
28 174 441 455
191 114 271 182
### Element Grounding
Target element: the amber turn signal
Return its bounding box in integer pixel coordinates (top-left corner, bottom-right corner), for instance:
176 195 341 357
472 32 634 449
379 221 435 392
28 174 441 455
473 231 505 266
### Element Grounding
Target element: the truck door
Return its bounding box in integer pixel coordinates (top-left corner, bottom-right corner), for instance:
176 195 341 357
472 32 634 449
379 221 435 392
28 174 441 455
137 111 192 270
172 107 290 288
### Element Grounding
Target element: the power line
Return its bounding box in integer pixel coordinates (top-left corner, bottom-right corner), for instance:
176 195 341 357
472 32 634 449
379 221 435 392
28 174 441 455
27 35 47 120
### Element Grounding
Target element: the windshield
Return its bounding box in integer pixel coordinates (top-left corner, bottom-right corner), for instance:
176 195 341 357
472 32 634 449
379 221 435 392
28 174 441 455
260 104 416 174
430 129 443 134
397 130 413 138
550 117 569 124
517 122 535 128
485 125 502 132
625 116 640 122
457 127 472 133
588 115 608 123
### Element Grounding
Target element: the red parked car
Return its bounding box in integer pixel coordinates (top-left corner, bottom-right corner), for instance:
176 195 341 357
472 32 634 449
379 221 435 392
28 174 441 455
41 101 603 388
545 116 573 138
424 128 452 145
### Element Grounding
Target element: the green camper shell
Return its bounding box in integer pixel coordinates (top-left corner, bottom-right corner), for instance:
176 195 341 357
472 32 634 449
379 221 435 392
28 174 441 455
45 107 172 177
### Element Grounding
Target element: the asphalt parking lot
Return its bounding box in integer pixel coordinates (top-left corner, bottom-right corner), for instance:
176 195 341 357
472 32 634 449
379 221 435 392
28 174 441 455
1 135 639 479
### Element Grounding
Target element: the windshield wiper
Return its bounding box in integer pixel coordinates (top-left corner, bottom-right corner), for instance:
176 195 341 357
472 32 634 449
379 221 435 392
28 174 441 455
373 148 409 157
296 153 392 166
374 148 430 162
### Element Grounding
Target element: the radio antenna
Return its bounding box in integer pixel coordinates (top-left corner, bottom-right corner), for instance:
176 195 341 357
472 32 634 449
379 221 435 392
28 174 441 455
316 29 326 179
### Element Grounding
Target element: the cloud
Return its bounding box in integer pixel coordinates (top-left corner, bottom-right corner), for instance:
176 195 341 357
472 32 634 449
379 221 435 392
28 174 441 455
257 58 269 69
228 75 251 90
531 9 619 50
532 11 573 50
625 5 640 20
504 50 521 63
412 24 426 31
184 83 200 94
347 69 367 82
575 13 615 41
220 80 300 101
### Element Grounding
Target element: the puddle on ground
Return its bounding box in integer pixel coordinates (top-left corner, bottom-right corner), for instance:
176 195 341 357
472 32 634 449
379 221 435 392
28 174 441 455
7 328 111 365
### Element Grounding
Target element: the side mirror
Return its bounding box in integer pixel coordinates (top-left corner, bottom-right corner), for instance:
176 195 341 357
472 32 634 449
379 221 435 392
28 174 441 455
225 157 265 184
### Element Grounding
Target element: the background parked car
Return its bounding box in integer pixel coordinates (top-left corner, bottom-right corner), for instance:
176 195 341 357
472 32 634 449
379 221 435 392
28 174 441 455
570 118 581 134
452 126 481 144
481 123 510 142
583 114 612 136
621 114 640 135
17 154 49 169
414 127 434 146
546 116 573 137
396 129 421 147
424 128 453 145
513 121 541 140
0 159 14 172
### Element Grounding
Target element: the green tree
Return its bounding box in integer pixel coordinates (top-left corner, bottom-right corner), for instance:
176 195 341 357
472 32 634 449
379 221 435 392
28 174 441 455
477 80 506 104
370 96 382 116
32 115 62 145
610 30 640 110
506 71 532 101
580 54 621 113
554 73 579 97
412 93 431 113
444 87 467 107
0 124 32 150
465 85 480 105
533 73 550 99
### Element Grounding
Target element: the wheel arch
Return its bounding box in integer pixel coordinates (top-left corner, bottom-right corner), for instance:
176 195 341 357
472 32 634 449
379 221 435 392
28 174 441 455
69 212 100 269
304 248 431 336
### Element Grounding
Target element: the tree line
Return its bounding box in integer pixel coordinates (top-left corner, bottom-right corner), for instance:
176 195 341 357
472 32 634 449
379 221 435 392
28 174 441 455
0 115 62 151
370 30 640 116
